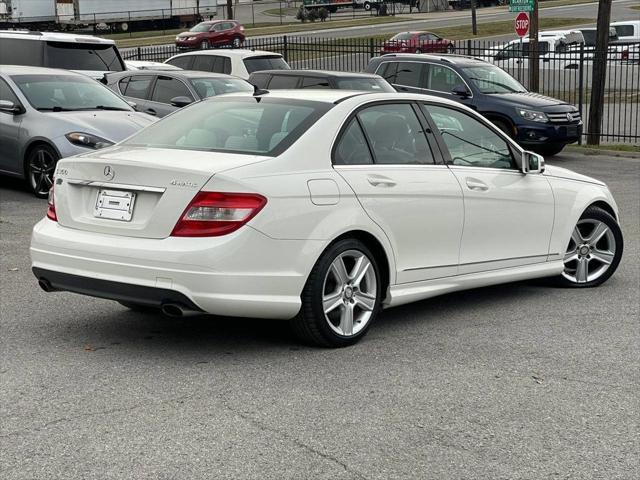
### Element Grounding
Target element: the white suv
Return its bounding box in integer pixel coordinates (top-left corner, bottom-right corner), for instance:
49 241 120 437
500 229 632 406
164 49 290 79
0 30 125 79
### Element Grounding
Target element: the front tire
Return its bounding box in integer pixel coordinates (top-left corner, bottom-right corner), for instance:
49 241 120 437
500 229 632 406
291 239 382 347
557 206 623 288
25 144 59 198
200 40 209 50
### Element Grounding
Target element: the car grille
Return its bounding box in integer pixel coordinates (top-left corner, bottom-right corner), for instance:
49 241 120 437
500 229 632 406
547 111 581 123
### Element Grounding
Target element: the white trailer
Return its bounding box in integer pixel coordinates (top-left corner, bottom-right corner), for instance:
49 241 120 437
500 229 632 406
0 0 55 24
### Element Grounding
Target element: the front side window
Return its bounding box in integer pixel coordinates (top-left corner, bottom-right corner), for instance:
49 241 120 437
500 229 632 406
189 77 252 98
122 75 153 100
335 78 393 92
192 55 216 72
124 98 330 155
150 77 193 104
357 103 433 165
424 104 516 170
333 119 373 165
425 65 464 93
45 42 124 71
12 74 131 111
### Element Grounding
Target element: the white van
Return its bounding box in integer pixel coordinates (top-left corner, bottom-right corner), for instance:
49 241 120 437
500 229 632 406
0 30 125 79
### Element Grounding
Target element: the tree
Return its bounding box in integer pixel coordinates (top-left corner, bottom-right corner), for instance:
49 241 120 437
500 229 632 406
587 0 613 145
227 0 233 19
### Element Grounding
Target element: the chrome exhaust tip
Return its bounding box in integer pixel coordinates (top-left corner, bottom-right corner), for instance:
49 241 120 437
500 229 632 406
161 303 201 318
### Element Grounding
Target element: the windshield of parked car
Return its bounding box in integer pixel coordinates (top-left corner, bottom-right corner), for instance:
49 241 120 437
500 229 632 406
45 42 125 72
189 77 253 98
335 78 395 92
123 97 331 155
462 65 527 94
390 33 414 41
243 56 290 74
190 22 213 32
12 74 132 112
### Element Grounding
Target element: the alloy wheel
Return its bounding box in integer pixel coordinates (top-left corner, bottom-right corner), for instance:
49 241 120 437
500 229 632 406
322 249 377 337
562 219 616 284
28 148 57 197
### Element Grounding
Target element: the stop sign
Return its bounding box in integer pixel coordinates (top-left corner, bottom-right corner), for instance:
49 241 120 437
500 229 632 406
515 12 530 38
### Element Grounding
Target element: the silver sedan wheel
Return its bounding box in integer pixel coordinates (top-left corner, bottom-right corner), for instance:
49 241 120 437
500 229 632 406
29 149 56 196
322 249 377 337
562 219 617 284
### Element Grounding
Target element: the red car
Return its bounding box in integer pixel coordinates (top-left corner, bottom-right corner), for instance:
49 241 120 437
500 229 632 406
381 32 455 54
175 20 245 50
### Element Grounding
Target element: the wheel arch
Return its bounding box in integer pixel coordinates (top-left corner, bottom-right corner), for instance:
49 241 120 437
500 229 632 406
585 200 617 221
483 112 516 136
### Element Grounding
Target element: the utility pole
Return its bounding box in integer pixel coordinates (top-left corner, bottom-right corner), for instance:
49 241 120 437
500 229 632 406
471 0 478 36
528 0 539 92
226 0 233 19
587 0 612 145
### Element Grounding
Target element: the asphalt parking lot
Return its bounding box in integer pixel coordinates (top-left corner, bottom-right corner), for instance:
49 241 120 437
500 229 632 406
1 150 638 479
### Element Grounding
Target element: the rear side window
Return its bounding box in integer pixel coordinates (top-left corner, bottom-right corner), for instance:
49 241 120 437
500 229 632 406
248 73 270 89
333 119 373 165
243 56 289 74
122 75 153 99
45 42 124 71
302 77 331 89
192 55 216 72
117 77 130 95
386 62 424 88
150 77 193 104
268 75 299 89
336 78 393 92
166 55 194 69
0 38 43 66
614 24 634 37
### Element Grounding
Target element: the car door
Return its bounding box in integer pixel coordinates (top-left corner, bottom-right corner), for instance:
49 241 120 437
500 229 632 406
333 102 464 283
422 103 554 275
147 75 194 117
0 77 25 175
422 63 475 108
211 23 228 46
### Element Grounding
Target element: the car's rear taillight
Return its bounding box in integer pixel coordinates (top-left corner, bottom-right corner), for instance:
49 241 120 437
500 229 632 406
171 191 266 237
621 49 629 60
46 186 57 222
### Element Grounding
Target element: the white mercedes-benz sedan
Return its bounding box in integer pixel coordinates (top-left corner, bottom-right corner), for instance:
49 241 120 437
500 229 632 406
31 91 623 347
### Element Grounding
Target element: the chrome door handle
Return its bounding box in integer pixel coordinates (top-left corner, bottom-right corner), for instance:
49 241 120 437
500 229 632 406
466 178 488 191
367 177 396 187
145 108 157 116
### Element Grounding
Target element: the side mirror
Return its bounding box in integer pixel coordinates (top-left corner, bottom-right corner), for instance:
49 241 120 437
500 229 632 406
170 96 193 108
126 100 138 110
451 84 471 98
522 150 545 174
0 100 24 115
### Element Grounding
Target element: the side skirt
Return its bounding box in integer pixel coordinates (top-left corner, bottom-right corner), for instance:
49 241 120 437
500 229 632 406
385 261 564 308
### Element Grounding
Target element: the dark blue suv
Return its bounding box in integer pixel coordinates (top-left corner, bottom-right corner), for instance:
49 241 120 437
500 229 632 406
364 54 582 156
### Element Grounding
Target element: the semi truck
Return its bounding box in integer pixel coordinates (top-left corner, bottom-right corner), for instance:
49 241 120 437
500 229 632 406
0 0 226 31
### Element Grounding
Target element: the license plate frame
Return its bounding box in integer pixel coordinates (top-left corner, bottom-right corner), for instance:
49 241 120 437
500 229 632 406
94 189 136 222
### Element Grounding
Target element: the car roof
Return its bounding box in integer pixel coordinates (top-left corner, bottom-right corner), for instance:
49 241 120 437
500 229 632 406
249 69 382 79
0 30 115 44
110 69 239 79
0 65 87 76
168 49 281 60
377 53 487 66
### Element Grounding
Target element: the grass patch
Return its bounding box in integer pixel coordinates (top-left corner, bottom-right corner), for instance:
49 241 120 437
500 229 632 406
539 0 600 8
630 5 640 11
113 16 413 48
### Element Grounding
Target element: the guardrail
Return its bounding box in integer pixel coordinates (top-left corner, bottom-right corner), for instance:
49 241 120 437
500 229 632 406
122 37 640 144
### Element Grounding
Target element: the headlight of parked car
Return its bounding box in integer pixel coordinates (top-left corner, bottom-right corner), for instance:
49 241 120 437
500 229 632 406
517 109 549 123
65 132 114 149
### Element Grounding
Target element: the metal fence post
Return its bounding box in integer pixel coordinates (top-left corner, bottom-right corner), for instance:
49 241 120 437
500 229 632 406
578 44 585 145
466 39 471 56
369 38 375 60
283 35 289 62
137 46 142 60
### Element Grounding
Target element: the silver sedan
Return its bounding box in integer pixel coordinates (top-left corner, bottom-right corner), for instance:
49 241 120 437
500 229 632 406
0 66 156 197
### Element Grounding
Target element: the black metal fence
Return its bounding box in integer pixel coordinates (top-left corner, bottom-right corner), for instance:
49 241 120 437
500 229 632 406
122 37 640 144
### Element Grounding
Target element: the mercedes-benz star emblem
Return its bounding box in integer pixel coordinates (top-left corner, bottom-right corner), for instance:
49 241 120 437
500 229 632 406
103 166 114 180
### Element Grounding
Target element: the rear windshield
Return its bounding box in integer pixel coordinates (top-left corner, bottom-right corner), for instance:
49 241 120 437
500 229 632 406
189 77 253 98
124 97 331 155
45 41 125 72
243 56 289 74
335 78 395 92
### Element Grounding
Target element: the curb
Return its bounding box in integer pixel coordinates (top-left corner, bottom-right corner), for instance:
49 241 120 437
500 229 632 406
565 145 640 159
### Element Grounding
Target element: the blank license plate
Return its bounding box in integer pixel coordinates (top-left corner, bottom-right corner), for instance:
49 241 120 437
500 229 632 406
566 125 579 136
94 189 136 221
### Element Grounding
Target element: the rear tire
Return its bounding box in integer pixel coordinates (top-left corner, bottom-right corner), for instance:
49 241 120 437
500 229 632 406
290 239 382 348
555 206 623 288
25 144 59 198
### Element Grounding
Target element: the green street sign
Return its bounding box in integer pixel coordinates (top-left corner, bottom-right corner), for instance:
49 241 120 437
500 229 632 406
509 0 534 13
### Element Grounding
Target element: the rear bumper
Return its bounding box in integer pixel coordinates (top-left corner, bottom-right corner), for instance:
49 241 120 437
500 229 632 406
31 219 324 319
